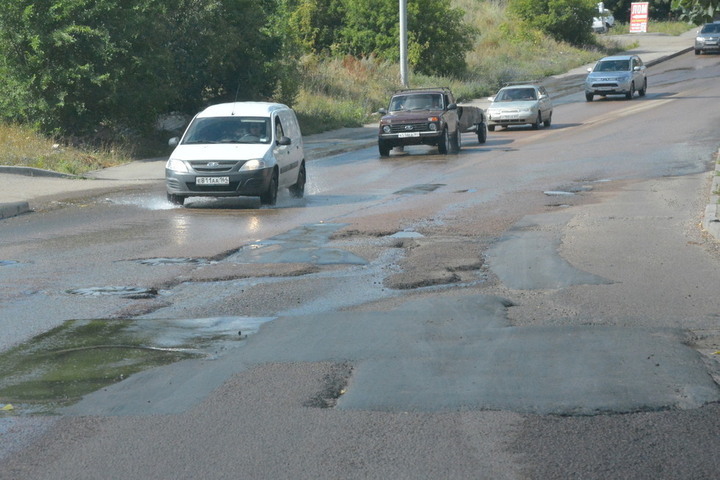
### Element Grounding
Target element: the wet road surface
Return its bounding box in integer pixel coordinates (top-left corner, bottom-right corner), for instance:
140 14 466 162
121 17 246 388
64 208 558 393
2 52 720 478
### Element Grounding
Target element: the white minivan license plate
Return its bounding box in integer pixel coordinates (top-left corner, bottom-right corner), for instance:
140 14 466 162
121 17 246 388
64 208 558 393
196 176 229 185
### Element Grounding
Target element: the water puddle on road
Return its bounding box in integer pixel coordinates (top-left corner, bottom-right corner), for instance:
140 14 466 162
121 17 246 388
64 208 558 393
543 190 576 196
227 223 367 266
103 194 177 211
0 316 272 415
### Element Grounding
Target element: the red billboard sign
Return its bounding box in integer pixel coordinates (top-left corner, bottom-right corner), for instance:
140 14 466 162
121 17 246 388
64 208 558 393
630 2 649 33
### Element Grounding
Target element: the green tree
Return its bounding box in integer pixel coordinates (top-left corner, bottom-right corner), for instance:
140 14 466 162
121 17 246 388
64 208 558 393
509 0 597 46
338 0 475 76
0 0 285 137
273 0 475 77
165 0 283 109
273 0 345 54
0 1 120 133
670 0 718 23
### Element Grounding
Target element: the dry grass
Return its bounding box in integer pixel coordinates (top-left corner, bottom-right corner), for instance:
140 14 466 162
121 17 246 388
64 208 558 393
294 54 400 133
610 21 693 35
459 0 622 93
0 123 132 175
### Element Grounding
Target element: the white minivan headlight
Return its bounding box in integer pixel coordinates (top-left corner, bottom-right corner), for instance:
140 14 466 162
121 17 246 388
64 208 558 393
166 158 189 173
240 159 268 171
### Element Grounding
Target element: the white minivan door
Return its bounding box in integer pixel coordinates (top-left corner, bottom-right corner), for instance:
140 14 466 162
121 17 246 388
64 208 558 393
273 113 300 186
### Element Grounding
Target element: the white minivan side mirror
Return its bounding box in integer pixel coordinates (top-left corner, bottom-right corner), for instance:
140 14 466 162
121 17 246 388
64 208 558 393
168 137 179 147
277 136 291 146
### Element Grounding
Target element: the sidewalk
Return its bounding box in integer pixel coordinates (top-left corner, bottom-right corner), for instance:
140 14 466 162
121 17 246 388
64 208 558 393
2 28 718 239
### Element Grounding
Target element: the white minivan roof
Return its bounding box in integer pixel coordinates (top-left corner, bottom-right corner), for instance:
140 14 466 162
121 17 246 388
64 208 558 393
197 102 290 118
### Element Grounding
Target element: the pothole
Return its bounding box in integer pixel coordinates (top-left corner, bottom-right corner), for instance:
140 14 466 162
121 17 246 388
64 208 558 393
135 257 211 266
67 286 159 299
394 184 445 195
545 183 594 197
386 273 462 290
685 329 720 386
304 362 353 408
227 223 367 266
383 237 486 290
177 262 319 283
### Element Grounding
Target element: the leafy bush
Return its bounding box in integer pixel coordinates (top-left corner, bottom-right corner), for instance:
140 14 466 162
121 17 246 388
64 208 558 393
278 0 476 77
340 0 476 76
508 0 598 46
0 1 283 137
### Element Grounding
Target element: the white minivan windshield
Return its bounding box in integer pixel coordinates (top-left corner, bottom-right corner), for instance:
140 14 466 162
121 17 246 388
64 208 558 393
182 116 271 144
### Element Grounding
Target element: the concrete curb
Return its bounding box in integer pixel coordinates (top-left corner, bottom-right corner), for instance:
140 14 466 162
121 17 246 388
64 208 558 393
0 201 30 219
645 46 694 67
0 165 80 178
701 149 720 239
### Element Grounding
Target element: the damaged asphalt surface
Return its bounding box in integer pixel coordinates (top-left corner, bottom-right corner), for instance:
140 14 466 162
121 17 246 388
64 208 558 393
62 295 718 417
5 168 720 478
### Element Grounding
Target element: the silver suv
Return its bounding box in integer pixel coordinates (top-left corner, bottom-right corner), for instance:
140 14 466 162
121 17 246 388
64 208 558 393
584 55 647 101
695 22 720 55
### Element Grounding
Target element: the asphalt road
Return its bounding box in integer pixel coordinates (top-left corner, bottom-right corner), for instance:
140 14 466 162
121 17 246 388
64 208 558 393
2 33 720 480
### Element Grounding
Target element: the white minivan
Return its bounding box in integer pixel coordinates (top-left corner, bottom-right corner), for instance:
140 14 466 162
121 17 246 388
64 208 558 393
165 102 306 206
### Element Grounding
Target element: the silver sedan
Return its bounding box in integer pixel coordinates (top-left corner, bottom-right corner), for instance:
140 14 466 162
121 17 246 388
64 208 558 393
486 84 553 131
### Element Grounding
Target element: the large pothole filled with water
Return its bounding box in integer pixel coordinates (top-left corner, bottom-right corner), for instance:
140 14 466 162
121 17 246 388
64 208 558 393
0 316 272 414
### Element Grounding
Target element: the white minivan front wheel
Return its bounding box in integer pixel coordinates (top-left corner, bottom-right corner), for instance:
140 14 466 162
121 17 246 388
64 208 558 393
289 162 306 198
260 170 278 205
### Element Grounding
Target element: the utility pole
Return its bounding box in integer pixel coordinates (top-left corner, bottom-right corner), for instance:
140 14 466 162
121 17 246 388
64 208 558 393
399 0 409 87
